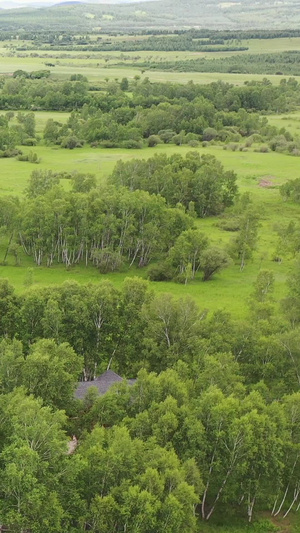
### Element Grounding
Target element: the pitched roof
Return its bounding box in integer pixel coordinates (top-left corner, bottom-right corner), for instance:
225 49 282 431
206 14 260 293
75 369 136 400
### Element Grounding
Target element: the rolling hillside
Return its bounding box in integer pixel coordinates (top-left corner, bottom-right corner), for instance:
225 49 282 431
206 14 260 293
1 0 300 31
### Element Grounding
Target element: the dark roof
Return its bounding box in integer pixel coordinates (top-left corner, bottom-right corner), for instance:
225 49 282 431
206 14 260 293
75 369 136 400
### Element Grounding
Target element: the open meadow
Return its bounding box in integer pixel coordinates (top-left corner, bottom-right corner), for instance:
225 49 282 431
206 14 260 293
1 119 299 318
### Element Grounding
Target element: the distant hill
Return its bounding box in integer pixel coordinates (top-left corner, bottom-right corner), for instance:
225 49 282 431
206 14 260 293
0 0 300 30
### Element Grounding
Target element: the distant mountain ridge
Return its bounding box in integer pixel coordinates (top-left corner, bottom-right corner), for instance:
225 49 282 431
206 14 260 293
0 0 157 7
0 0 300 30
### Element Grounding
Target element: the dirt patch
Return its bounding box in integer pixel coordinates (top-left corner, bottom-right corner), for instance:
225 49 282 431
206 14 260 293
259 175 277 188
267 512 292 533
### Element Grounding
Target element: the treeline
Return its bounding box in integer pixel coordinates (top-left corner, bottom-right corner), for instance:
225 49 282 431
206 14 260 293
1 73 300 116
0 76 89 110
2 261 300 529
1 76 300 156
8 28 300 46
129 51 300 76
40 80 300 150
21 33 248 52
139 28 300 39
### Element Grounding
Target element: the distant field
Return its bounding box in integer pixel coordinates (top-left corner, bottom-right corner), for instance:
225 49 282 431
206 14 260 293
0 55 297 85
2 36 300 85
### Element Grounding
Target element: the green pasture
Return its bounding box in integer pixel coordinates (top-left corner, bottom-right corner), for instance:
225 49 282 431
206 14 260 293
53 67 299 86
3 38 300 85
0 134 299 317
1 35 300 89
267 110 300 137
2 131 300 195
9 35 300 59
240 36 300 54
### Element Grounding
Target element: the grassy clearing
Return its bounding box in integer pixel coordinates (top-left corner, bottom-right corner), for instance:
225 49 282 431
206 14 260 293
1 138 299 317
267 111 300 137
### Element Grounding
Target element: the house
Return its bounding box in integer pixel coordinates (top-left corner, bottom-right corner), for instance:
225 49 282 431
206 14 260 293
75 369 136 400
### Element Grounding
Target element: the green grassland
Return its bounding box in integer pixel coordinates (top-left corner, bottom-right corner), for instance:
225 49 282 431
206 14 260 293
1 37 300 320
267 111 300 137
0 55 297 86
1 121 299 318
3 35 300 85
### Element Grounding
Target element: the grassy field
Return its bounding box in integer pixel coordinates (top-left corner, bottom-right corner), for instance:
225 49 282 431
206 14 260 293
0 56 297 85
1 37 300 320
3 36 300 85
267 110 300 137
1 128 299 318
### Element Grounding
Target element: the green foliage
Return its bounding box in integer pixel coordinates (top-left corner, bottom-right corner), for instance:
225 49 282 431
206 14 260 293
201 246 230 281
25 169 60 198
230 208 260 270
280 177 300 202
2 31 300 533
110 152 238 217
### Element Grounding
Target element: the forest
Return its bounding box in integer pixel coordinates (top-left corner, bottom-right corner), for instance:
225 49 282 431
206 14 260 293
1 27 300 533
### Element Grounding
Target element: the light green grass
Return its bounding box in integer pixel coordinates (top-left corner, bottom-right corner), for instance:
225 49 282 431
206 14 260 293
0 52 299 86
267 111 300 137
3 35 300 87
1 140 299 317
4 142 299 196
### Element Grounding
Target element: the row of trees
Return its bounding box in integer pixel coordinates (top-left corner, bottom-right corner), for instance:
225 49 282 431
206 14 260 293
132 52 300 77
43 93 290 150
0 76 299 154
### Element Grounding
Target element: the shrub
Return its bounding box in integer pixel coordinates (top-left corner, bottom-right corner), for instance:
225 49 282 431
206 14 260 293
259 145 270 153
148 135 161 147
61 136 83 149
121 140 143 149
147 262 174 281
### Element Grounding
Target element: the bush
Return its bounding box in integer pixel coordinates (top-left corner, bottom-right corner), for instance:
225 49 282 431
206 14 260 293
92 248 124 273
148 135 161 147
158 129 176 144
147 262 174 281
17 151 40 163
0 148 22 158
61 136 83 149
100 140 118 148
121 140 143 149
259 145 270 153
22 137 37 146
203 127 218 141
218 218 241 232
